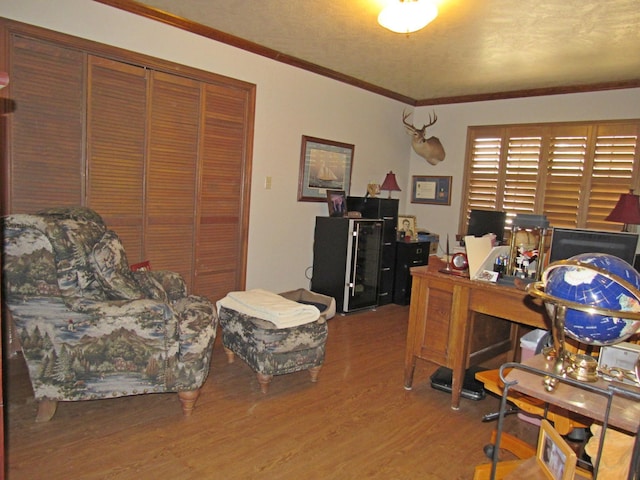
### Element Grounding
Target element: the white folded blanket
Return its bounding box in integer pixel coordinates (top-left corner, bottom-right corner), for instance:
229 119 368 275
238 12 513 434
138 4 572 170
217 289 320 328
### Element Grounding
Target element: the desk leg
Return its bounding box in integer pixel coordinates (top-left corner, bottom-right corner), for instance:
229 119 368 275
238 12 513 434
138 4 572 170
404 276 427 390
448 284 471 410
404 358 416 390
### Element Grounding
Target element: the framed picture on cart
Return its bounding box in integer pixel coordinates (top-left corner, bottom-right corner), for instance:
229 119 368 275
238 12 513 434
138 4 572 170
536 420 577 480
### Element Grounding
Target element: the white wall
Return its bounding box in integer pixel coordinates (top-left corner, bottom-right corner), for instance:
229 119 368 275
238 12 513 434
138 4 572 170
408 89 640 254
2 0 639 295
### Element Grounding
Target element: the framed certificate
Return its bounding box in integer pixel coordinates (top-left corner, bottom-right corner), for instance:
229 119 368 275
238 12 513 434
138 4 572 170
411 175 452 205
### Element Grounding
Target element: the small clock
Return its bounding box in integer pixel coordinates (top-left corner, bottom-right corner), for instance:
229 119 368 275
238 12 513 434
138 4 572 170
450 252 469 271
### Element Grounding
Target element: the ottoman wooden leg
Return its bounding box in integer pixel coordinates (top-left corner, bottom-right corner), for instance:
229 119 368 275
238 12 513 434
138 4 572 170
178 389 200 417
309 365 322 383
223 347 235 364
256 373 273 393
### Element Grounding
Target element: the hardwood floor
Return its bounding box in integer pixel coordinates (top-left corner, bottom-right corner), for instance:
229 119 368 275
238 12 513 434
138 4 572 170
6 304 537 479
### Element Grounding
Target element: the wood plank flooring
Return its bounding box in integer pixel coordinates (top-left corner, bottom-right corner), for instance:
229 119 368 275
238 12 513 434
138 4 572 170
6 304 537 479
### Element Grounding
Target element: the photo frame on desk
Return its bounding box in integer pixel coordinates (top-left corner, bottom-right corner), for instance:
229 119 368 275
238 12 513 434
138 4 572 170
397 215 417 241
297 135 354 202
536 420 577 480
411 175 452 205
326 190 347 217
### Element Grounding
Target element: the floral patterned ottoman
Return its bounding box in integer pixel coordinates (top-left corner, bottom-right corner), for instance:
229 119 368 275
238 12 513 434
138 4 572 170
218 289 332 393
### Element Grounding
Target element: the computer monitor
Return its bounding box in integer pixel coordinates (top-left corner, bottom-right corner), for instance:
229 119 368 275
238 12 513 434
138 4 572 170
467 209 507 244
548 227 639 266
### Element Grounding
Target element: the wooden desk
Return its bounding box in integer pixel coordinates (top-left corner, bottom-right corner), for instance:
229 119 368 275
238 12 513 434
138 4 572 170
404 264 547 409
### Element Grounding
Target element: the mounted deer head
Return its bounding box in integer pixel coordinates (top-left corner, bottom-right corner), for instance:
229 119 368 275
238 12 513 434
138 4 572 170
402 110 446 165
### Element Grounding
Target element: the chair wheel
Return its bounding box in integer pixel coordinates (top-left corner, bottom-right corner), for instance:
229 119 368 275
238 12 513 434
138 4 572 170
483 443 495 459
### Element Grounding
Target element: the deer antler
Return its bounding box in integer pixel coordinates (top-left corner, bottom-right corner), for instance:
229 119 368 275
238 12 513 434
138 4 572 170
402 110 438 137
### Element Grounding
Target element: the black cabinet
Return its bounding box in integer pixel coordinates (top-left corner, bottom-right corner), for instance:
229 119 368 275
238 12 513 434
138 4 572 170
393 241 430 305
311 217 383 313
346 197 399 305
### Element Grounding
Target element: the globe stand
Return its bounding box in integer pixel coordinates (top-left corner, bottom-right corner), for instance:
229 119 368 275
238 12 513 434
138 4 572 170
542 302 599 391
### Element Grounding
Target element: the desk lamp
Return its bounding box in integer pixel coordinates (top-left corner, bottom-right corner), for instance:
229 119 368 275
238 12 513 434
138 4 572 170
379 171 401 198
605 190 640 232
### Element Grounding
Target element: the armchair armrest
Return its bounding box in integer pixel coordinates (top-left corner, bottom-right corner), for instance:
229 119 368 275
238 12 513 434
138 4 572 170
148 270 188 301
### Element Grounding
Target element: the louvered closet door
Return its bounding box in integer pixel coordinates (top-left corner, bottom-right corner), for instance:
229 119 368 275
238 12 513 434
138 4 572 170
195 84 250 301
87 56 147 260
7 35 84 212
146 71 200 289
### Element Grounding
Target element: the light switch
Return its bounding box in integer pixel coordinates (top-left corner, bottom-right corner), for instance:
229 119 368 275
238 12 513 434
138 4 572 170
265 176 272 190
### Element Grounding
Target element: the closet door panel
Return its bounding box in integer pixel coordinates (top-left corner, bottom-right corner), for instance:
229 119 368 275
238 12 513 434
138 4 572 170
194 84 251 300
8 35 84 212
86 56 147 260
146 71 201 286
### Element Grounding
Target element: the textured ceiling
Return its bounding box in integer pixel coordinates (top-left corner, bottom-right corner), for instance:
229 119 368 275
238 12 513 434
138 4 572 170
132 0 640 104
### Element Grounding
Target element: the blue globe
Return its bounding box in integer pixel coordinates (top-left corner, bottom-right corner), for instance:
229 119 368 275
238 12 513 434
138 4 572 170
544 253 640 345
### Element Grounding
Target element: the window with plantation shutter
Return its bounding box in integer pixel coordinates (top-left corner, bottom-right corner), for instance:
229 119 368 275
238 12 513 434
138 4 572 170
461 120 640 237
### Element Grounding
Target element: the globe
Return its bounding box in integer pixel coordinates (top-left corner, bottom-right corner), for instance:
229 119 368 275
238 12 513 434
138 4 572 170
543 253 640 345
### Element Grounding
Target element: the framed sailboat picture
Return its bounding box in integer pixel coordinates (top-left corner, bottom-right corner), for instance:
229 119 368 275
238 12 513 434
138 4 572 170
298 135 355 202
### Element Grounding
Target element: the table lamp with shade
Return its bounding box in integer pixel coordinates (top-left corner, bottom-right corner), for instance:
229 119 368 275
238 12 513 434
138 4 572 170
379 171 401 198
605 189 640 232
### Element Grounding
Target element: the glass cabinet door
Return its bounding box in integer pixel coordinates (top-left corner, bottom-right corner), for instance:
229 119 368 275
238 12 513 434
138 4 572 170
344 220 382 311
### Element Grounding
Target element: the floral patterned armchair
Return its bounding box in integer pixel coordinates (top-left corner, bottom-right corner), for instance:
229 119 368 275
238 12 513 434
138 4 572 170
2 207 217 421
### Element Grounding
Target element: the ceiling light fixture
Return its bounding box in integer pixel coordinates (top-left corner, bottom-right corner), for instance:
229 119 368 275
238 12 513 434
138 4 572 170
378 0 438 34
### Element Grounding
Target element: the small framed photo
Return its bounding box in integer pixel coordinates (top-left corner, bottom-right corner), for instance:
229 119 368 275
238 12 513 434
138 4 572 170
536 420 577 480
298 135 355 202
397 215 417 241
411 175 452 205
327 190 347 217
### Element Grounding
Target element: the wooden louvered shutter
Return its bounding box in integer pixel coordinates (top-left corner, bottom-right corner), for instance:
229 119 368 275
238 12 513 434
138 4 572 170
146 71 201 289
194 84 251 301
586 123 640 230
503 128 542 216
542 126 589 228
86 56 147 259
7 35 84 212
464 127 503 211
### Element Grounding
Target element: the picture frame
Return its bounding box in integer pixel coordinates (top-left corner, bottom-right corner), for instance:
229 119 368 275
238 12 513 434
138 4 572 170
298 135 355 202
397 215 417 241
411 175 452 205
536 420 577 480
327 190 347 217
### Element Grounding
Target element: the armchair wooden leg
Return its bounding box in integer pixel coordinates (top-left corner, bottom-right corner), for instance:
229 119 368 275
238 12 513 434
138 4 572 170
223 347 235 364
36 398 58 422
178 389 200 416
256 373 273 394
309 365 322 383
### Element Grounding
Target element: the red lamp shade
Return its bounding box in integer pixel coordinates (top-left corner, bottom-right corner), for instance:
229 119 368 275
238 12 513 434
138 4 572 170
605 190 640 231
380 171 401 198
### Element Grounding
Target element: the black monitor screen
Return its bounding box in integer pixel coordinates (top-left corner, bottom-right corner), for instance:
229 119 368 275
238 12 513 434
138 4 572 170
548 227 639 265
467 210 507 244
